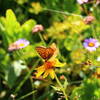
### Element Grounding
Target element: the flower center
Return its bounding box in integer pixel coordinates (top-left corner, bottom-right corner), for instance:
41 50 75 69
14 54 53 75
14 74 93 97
44 61 54 70
19 43 25 47
88 42 95 47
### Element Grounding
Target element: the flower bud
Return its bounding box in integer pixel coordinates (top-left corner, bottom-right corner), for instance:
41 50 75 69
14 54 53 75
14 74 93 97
32 24 44 33
84 15 95 24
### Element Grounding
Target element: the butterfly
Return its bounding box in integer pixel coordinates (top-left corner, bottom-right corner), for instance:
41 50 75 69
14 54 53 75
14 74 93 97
36 46 55 61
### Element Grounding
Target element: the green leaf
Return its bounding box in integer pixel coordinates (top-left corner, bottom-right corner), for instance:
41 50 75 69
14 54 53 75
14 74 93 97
6 9 20 34
71 78 100 100
63 77 68 89
12 60 27 76
51 85 61 91
64 34 81 51
20 19 36 38
19 45 37 59
4 60 27 88
0 17 5 32
6 9 17 23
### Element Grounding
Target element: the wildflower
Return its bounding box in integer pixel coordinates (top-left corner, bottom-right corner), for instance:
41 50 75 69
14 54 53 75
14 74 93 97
32 24 44 33
96 0 100 6
8 43 19 51
15 39 29 49
77 0 88 4
83 38 100 52
8 39 30 51
84 15 95 24
60 75 65 80
36 58 65 79
35 43 65 79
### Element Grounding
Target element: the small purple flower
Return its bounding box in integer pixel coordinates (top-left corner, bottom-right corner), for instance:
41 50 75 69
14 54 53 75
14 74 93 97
8 39 30 51
83 38 100 52
15 39 30 49
77 0 88 4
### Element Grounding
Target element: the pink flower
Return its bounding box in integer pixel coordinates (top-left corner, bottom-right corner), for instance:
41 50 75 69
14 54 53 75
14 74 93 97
77 0 89 4
84 15 95 24
32 24 44 33
96 0 100 6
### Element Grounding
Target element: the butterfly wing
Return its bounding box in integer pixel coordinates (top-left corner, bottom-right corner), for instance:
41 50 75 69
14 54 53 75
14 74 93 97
36 46 54 60
46 47 55 60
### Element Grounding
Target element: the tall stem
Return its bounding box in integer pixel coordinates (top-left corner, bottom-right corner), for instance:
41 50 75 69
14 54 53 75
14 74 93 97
14 59 40 94
55 74 68 100
91 24 97 39
38 32 46 46
44 8 83 18
17 90 36 100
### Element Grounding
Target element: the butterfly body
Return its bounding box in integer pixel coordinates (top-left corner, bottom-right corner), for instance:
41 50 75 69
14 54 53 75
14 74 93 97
36 46 55 61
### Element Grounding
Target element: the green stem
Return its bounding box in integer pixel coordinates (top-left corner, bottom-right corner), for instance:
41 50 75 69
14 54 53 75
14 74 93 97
69 80 82 85
16 90 36 100
55 74 68 100
14 59 40 94
0 23 9 49
48 38 54 45
38 32 46 46
82 4 88 15
44 8 83 18
14 50 35 99
91 24 97 38
17 49 34 89
15 51 21 58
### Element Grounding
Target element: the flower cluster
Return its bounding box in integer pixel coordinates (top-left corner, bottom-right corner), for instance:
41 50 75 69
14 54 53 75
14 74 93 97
8 36 99 81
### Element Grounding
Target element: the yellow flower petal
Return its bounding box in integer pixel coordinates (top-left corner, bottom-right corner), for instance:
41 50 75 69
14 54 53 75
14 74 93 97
49 43 59 60
43 70 49 78
36 65 44 70
54 59 66 67
49 69 55 79
36 66 45 78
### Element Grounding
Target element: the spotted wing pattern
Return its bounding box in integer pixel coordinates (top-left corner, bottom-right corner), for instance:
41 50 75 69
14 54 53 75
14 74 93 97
36 46 54 60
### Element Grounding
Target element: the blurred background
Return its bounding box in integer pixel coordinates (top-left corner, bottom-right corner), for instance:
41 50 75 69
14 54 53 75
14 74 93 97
0 0 100 100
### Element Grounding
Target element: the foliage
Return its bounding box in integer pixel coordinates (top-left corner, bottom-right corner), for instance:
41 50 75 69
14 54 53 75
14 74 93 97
0 0 100 100
71 78 100 100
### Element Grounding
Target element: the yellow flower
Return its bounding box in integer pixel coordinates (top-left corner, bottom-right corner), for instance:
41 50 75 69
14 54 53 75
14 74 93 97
35 43 65 79
36 58 65 79
29 2 43 14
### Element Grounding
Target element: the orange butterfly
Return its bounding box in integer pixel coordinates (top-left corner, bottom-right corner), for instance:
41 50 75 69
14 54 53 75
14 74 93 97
36 46 55 61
